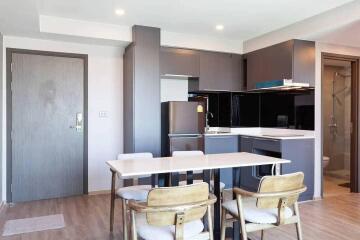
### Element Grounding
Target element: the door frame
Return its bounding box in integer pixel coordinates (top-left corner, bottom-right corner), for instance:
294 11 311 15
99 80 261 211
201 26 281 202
321 52 359 196
6 48 89 202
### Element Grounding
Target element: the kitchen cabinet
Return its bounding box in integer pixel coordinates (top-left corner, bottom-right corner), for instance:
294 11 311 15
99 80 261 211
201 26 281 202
239 135 314 201
199 51 243 91
281 139 315 201
160 47 200 77
123 26 161 156
246 39 315 89
240 137 281 191
159 48 243 91
204 136 239 188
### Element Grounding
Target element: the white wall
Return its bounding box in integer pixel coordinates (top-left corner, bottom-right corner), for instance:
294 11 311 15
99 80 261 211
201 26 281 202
161 30 243 54
2 36 124 199
314 42 360 198
160 78 188 102
0 33 3 202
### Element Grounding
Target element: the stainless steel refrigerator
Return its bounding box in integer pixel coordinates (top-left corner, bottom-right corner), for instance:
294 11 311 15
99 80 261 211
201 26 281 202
161 101 205 156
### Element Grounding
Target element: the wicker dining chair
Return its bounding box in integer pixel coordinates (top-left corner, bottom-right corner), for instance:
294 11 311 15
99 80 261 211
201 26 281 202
128 182 217 240
221 172 307 240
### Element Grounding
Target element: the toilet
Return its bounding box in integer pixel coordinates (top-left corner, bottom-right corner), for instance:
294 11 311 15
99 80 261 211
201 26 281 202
323 156 330 168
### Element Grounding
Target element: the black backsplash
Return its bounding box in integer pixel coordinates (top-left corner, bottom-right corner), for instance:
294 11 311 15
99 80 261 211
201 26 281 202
189 89 314 130
232 93 260 127
218 93 232 127
260 92 296 128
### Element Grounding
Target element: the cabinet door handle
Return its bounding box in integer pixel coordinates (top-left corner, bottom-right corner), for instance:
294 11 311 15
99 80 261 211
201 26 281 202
253 137 279 142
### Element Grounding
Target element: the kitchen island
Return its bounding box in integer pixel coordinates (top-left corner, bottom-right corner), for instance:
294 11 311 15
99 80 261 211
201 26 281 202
205 127 314 201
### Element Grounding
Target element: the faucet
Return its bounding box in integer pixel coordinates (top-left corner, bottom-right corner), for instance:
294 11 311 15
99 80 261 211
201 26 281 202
205 111 214 132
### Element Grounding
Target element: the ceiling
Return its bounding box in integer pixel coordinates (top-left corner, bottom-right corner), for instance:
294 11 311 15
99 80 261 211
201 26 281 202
0 0 355 44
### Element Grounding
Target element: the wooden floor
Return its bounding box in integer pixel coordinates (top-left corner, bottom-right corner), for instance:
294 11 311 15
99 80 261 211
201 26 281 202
0 182 359 240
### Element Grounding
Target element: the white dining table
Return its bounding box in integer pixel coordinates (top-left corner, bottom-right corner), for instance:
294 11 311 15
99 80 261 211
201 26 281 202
106 152 290 240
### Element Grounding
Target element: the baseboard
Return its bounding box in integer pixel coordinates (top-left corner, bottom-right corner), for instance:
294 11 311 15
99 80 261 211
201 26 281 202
0 201 7 214
88 190 111 195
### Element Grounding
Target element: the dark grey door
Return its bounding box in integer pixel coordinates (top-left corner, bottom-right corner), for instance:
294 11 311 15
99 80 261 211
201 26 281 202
11 53 85 202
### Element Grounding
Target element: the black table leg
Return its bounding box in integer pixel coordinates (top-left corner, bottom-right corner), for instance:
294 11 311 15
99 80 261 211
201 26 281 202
171 172 179 186
213 168 221 240
151 174 158 187
186 171 194 184
157 173 170 187
203 170 211 188
232 167 241 240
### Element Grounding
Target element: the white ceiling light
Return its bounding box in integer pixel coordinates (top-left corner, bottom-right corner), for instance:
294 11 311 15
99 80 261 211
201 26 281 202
115 8 125 16
215 24 224 31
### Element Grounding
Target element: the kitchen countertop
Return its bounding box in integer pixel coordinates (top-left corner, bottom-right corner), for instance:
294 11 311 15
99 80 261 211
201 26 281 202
203 127 314 140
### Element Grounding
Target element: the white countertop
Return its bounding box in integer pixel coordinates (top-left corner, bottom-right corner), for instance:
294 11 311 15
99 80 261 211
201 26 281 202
107 152 290 178
204 127 314 140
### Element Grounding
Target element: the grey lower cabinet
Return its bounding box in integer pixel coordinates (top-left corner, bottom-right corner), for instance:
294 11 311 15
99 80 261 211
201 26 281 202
205 135 314 200
282 139 314 201
204 136 239 188
239 136 314 201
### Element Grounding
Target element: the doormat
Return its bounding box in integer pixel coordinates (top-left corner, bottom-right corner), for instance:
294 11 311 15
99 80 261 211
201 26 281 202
338 182 350 188
2 214 65 236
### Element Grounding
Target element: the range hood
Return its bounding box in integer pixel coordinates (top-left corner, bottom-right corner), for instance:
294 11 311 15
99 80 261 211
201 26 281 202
253 79 310 91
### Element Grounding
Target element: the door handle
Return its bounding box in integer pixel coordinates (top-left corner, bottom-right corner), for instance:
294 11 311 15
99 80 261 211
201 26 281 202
70 112 83 132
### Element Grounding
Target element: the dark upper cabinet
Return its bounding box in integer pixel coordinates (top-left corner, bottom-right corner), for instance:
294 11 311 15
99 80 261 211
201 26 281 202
159 47 243 91
160 47 200 77
246 39 315 90
199 51 243 91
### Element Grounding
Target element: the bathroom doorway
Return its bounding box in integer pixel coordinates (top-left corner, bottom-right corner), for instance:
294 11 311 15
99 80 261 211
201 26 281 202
322 53 359 197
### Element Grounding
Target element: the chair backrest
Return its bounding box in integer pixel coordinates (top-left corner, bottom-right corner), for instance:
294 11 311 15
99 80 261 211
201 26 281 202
117 152 153 161
172 150 204 157
146 183 209 226
256 172 304 209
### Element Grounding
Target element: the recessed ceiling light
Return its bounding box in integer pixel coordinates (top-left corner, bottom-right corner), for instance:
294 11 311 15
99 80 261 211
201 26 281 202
115 8 125 16
215 24 224 31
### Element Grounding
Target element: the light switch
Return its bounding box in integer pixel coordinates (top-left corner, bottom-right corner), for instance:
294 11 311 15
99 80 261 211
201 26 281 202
99 111 108 118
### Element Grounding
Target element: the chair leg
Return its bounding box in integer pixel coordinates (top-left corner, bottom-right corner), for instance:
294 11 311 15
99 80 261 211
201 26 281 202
110 169 116 232
207 205 214 240
261 230 265 240
122 199 128 240
295 222 303 240
131 209 138 240
294 202 303 240
236 195 248 240
220 208 227 240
